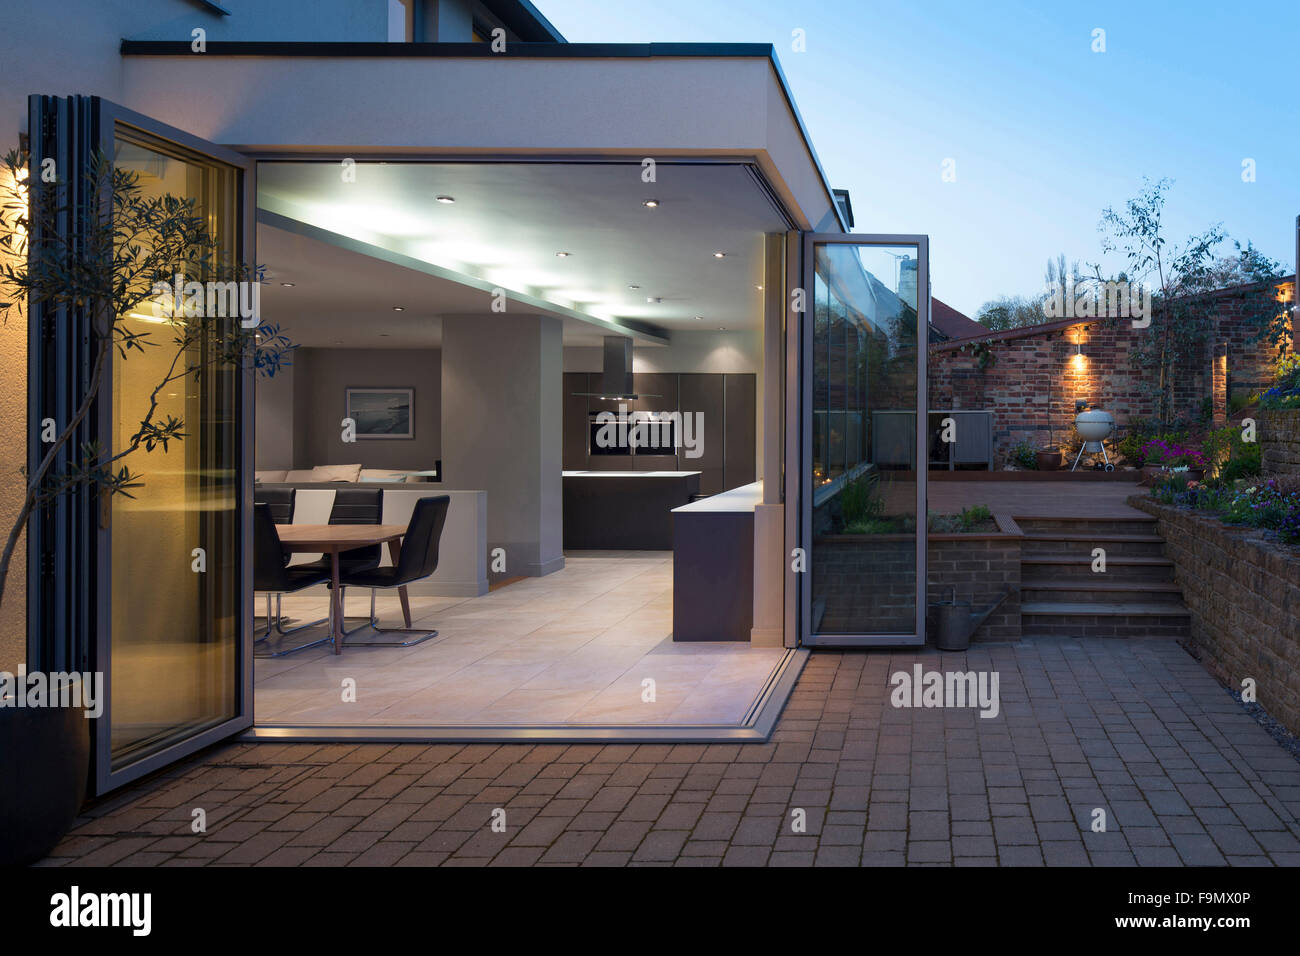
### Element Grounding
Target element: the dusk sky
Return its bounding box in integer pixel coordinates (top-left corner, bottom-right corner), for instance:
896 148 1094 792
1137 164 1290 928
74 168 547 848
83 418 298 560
539 0 1300 317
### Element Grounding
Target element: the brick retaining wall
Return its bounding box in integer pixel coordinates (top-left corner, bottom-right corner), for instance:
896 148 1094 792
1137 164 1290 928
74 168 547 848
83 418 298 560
812 533 1021 640
1260 408 1300 476
1132 496 1300 738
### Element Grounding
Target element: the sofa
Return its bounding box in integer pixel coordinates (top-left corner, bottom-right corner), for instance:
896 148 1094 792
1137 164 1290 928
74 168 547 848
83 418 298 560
255 464 434 484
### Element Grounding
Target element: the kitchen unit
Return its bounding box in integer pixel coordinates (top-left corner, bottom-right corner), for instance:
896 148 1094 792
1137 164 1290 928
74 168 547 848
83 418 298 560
561 471 701 550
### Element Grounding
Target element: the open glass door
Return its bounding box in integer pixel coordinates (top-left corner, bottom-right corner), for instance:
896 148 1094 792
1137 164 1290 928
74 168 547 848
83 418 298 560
797 234 928 647
27 96 254 793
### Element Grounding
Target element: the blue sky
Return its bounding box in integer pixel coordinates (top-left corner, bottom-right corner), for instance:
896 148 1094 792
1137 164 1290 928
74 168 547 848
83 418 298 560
538 0 1299 317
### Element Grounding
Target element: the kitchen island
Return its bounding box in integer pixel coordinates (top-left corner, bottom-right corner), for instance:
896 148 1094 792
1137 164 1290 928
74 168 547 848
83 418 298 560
672 481 761 642
562 470 702 550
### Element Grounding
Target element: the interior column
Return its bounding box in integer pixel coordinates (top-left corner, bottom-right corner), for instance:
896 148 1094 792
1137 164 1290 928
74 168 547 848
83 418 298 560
441 313 564 579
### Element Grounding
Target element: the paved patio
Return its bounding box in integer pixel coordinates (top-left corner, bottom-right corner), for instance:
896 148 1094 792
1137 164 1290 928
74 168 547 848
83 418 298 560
40 638 1300 867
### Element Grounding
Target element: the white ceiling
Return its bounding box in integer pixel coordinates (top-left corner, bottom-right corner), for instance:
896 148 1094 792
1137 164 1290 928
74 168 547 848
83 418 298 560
256 161 787 349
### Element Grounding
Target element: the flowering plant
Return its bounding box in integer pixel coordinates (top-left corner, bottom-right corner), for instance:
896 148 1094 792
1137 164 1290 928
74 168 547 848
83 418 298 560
1139 438 1205 468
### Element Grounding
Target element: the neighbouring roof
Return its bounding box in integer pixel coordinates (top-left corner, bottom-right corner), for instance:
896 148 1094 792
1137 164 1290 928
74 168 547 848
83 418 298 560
929 298 985 341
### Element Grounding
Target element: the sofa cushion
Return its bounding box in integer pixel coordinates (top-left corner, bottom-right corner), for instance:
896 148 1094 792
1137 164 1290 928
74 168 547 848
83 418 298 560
359 468 407 483
283 469 317 483
255 469 288 483
311 464 363 483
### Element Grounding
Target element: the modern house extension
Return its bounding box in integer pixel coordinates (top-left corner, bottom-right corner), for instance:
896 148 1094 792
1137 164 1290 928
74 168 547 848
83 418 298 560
1 0 934 796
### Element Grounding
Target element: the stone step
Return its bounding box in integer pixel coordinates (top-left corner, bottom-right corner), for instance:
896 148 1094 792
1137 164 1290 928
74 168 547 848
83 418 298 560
1020 555 1176 582
1021 532 1167 558
1021 601 1191 638
1015 516 1157 536
1020 581 1185 604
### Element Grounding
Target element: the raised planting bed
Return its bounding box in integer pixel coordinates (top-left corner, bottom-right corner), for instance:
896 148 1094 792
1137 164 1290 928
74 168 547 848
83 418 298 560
811 512 1022 640
1131 495 1300 738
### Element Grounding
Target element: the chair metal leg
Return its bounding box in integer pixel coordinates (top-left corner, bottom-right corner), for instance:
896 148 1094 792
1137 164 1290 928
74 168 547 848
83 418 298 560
254 592 332 658
338 587 438 647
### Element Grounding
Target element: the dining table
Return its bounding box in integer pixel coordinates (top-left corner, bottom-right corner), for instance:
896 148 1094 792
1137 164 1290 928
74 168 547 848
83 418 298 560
275 523 413 654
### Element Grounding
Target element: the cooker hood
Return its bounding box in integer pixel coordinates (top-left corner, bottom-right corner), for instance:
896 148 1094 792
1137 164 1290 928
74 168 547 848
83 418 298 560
571 336 659 400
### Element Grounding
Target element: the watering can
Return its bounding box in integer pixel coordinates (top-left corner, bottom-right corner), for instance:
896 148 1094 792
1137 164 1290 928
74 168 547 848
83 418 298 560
929 587 1013 651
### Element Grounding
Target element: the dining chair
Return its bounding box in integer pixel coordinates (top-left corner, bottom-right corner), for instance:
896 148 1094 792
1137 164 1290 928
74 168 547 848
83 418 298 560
335 495 450 646
252 503 333 657
299 487 385 576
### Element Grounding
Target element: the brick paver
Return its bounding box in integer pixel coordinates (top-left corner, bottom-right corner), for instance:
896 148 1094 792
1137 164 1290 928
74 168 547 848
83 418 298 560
38 638 1300 866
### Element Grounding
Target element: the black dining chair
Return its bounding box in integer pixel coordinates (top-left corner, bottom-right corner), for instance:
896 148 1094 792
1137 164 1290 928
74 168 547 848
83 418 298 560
255 486 296 526
300 488 385 577
335 495 450 647
252 503 332 657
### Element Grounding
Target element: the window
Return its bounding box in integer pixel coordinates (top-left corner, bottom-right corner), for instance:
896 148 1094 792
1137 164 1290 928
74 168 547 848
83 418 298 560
388 0 415 42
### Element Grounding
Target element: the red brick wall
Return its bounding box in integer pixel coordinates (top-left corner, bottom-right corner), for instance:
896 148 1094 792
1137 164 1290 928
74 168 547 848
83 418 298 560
929 281 1293 466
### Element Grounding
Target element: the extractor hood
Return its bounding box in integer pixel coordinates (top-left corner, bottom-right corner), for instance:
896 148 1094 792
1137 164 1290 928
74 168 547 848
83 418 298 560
571 336 659 400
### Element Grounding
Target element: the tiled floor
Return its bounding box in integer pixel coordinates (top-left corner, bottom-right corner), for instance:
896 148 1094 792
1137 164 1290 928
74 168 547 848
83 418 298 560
256 551 788 726
44 637 1300 867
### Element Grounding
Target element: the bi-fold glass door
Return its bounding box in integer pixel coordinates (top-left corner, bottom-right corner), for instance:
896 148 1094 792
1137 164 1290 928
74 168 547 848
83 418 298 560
27 95 254 793
795 234 929 647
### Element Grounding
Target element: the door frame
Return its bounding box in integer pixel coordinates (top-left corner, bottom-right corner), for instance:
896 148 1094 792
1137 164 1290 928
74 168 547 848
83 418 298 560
27 95 256 794
792 232 929 648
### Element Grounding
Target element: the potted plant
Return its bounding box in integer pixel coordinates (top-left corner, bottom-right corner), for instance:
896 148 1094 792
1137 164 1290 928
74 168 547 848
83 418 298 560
0 701 90 865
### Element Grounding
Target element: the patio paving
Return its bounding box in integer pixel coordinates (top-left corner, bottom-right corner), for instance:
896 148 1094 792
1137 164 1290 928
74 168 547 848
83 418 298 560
39 637 1300 867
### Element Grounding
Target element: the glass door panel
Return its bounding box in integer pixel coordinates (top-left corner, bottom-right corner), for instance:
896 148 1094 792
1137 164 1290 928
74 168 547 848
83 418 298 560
802 235 928 646
107 127 245 770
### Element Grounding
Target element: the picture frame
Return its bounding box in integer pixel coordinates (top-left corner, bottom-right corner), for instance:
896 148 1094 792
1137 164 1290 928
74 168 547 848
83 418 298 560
345 387 414 440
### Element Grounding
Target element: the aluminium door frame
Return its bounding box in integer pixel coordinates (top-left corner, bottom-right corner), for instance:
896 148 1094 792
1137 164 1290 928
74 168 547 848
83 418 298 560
27 95 258 794
795 232 929 648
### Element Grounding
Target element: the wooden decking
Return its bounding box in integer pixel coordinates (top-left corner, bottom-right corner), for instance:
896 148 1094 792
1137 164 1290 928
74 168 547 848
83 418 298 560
921 476 1146 518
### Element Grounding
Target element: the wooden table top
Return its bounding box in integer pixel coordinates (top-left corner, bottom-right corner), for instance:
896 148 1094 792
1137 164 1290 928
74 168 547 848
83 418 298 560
275 523 407 552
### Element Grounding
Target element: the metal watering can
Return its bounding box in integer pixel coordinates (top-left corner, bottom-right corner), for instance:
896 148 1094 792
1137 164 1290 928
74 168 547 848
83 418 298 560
929 587 1013 651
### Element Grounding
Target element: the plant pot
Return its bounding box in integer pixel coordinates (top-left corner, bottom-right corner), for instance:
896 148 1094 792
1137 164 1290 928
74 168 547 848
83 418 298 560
1035 450 1062 471
1184 468 1205 481
0 704 90 866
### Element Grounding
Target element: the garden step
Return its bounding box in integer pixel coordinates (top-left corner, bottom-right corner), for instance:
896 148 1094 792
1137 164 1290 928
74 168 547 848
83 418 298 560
1020 601 1191 638
1021 601 1190 616
1020 555 1175 583
1021 533 1167 557
1014 517 1157 536
1020 583 1185 604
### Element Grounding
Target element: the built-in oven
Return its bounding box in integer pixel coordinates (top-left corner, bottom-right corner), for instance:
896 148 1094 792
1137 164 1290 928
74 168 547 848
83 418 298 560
588 412 678 456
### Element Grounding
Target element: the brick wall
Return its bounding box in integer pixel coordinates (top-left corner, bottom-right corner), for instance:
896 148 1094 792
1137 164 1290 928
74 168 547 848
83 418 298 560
930 281 1293 466
1259 408 1300 475
1132 497 1300 738
811 533 1021 641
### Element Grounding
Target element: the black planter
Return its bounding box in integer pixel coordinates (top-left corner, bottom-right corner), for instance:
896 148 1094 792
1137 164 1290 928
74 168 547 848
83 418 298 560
0 704 90 866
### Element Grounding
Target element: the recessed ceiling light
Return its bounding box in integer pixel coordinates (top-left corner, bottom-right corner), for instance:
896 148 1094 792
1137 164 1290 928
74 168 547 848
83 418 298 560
379 333 390 337
435 195 456 204
713 252 726 258
694 315 703 321
628 284 640 290
556 251 571 258
393 306 405 311
756 285 764 290
718 326 727 331
642 199 659 208
280 282 295 287
646 297 662 304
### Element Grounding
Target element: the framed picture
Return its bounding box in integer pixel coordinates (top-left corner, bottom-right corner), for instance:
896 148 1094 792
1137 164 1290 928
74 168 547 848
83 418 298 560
346 387 414 440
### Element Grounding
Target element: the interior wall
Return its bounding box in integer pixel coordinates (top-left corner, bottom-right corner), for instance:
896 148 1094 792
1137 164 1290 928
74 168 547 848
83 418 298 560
283 347 441 471
442 313 564 578
254 361 295 470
